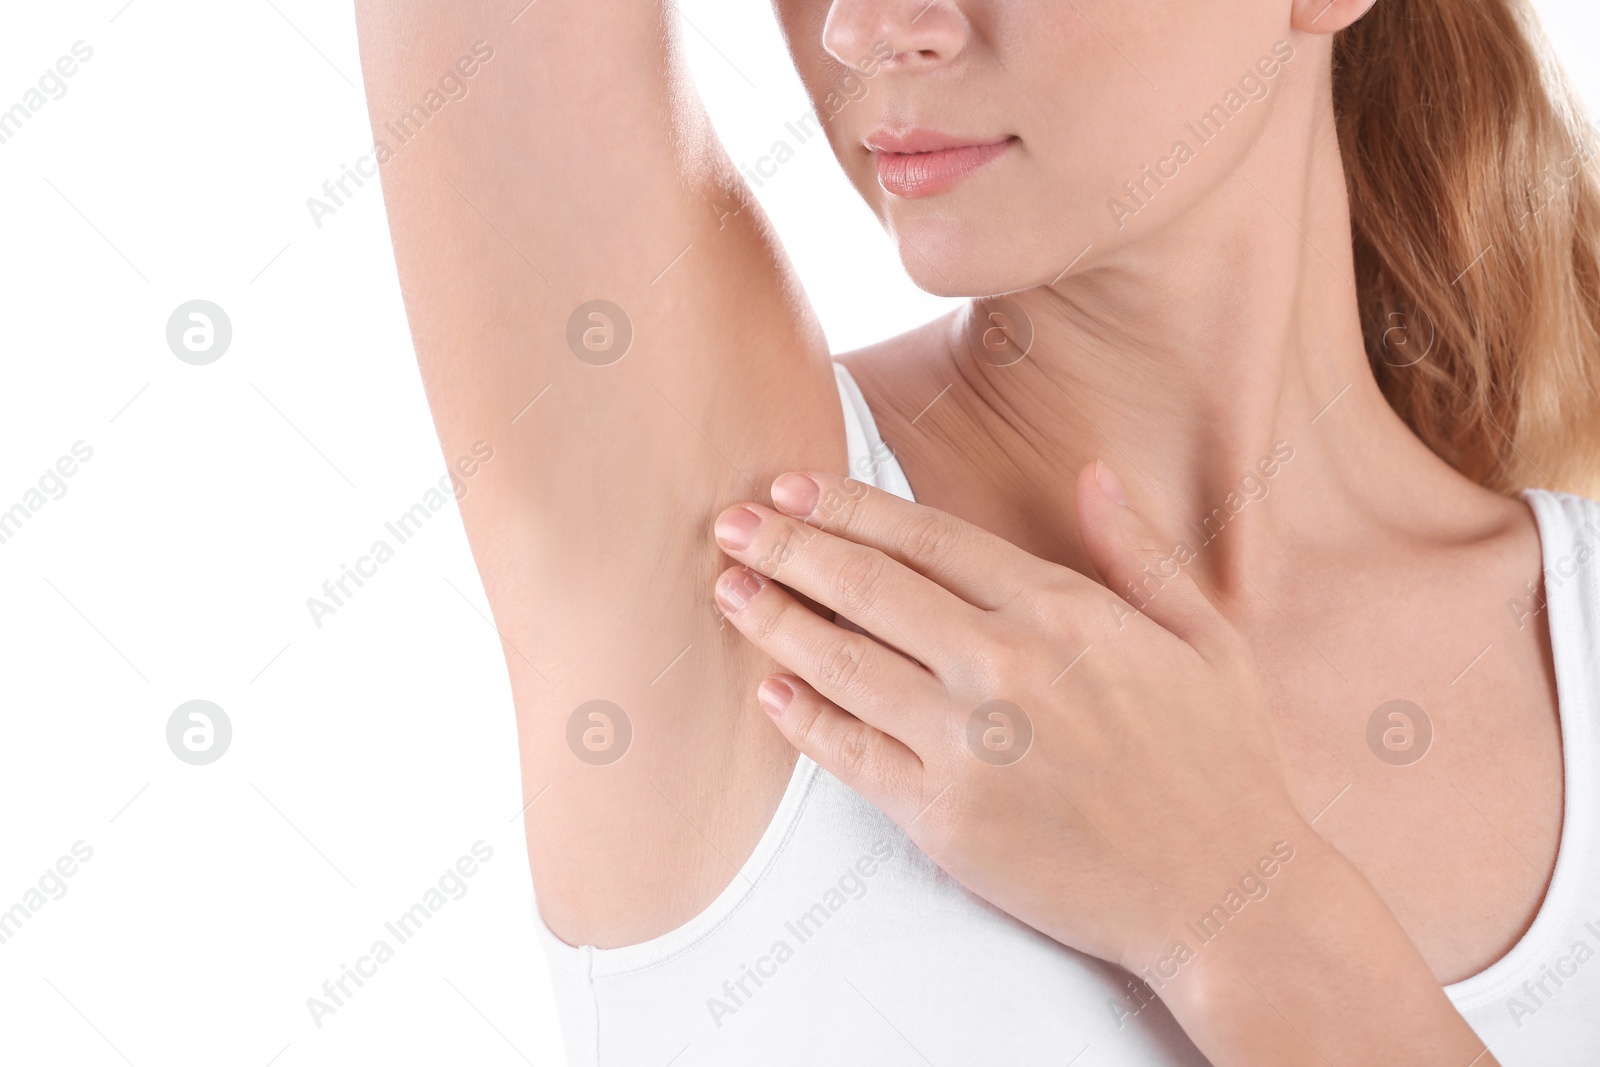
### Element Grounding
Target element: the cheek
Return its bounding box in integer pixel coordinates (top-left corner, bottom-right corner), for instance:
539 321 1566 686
780 0 1292 294
1016 9 1263 198
772 0 835 77
919 11 1290 291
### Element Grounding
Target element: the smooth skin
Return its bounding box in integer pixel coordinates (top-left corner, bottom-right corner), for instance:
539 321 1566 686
353 0 1561 1062
712 465 1500 1065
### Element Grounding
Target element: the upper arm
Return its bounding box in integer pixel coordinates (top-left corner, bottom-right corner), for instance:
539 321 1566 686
354 2 846 943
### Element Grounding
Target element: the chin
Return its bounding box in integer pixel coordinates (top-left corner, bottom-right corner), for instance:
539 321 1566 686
892 225 1073 299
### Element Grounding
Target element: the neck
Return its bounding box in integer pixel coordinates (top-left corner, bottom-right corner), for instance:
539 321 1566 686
922 82 1479 603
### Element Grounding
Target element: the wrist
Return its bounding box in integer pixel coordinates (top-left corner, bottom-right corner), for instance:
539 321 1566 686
1128 829 1493 1066
1117 812 1328 991
1139 827 1349 1013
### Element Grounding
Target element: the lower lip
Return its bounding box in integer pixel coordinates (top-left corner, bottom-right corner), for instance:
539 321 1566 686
874 139 1014 199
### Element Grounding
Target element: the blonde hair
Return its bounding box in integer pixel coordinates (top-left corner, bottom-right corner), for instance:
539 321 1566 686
1334 0 1600 496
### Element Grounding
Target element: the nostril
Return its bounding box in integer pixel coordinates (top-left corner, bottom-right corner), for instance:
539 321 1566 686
822 1 967 69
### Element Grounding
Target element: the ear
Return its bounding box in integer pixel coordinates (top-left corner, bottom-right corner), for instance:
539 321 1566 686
1291 0 1377 35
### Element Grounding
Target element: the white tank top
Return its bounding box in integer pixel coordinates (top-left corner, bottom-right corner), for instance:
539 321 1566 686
535 362 1600 1066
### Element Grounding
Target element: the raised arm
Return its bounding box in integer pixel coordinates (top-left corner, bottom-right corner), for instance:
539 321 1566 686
353 0 852 946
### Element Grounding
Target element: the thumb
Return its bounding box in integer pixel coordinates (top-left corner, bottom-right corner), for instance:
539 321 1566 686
1075 459 1228 655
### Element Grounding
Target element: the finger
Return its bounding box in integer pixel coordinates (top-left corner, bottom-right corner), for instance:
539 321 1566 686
756 672 925 826
767 471 1054 612
715 501 980 670
716 565 945 750
1074 459 1232 657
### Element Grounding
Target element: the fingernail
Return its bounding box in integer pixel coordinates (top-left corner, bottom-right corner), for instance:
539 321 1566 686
771 473 820 518
716 567 763 613
757 677 795 715
715 506 762 551
1095 459 1131 507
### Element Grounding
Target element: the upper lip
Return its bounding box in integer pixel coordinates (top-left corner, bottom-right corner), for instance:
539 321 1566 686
862 128 1014 155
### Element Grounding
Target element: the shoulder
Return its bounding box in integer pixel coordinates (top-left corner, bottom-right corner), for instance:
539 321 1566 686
1521 489 1600 576
1521 488 1600 637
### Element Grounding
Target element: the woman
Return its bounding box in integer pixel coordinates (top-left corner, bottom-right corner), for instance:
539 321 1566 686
353 0 1600 1063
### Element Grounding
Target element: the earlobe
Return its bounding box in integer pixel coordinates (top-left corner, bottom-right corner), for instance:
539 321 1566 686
1290 0 1378 36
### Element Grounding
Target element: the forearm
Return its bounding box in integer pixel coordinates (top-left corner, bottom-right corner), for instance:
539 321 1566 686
1131 829 1496 1067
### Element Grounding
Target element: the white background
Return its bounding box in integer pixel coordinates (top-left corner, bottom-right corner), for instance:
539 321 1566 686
0 3 1594 1065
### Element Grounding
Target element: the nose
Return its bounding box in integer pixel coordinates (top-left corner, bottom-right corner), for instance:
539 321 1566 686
822 0 969 71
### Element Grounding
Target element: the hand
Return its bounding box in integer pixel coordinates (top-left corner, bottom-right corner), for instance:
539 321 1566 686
711 464 1498 1066
710 461 1310 971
